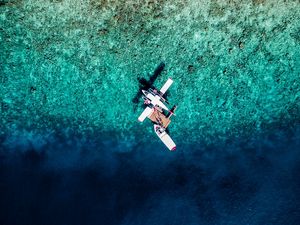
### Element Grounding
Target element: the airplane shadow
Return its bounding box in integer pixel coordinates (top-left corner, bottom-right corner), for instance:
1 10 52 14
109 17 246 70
132 62 166 111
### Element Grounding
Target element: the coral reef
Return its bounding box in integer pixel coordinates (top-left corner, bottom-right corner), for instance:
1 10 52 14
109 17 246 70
0 0 299 147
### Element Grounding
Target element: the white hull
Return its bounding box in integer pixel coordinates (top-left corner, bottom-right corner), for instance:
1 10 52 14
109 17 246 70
153 125 176 151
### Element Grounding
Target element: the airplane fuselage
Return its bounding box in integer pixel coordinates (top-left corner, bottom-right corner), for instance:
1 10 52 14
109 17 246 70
142 90 169 111
138 77 176 151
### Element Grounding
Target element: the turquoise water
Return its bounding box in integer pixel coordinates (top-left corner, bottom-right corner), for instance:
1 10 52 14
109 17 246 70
1 1 300 224
1 0 299 149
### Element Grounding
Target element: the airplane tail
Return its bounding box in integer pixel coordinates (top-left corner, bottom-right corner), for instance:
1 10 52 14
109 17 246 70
167 105 177 118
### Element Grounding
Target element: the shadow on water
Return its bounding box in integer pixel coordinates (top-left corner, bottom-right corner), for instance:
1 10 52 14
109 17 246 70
132 62 165 110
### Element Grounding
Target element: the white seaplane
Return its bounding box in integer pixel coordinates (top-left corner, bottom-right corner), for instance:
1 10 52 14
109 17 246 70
138 78 177 151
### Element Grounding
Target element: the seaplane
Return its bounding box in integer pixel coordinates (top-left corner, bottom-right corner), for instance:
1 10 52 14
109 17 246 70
138 78 177 151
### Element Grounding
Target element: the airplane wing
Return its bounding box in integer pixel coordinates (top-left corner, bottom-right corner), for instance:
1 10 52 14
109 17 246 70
138 106 153 122
160 78 173 95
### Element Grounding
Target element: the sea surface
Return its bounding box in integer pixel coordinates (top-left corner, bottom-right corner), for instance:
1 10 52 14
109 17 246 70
1 0 300 224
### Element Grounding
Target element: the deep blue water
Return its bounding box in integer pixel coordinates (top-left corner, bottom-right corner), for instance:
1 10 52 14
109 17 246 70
1 124 300 225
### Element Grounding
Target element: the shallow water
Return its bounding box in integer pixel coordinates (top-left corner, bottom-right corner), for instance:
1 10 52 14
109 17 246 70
1 0 300 224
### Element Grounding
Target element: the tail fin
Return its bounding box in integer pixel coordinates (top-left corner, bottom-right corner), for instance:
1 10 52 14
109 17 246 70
167 105 177 118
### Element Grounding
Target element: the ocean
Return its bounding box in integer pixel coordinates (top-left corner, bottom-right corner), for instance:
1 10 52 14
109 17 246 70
1 0 300 224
